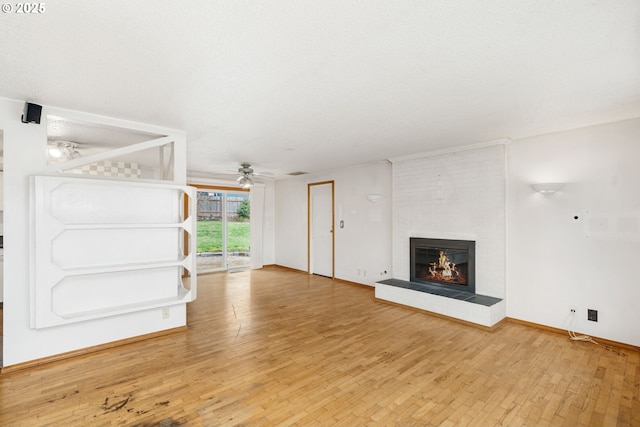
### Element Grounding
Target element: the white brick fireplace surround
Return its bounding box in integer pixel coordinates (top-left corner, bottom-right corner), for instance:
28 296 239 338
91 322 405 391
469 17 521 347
378 142 507 327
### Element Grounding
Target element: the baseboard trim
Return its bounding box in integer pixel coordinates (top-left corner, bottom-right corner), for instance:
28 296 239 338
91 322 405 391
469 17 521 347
268 265 375 289
363 302 638 351
1 326 188 375
505 317 640 353
374 297 507 332
269 264 307 274
335 277 374 289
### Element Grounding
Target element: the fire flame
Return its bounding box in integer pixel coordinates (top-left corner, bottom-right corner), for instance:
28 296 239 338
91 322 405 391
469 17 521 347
427 250 465 284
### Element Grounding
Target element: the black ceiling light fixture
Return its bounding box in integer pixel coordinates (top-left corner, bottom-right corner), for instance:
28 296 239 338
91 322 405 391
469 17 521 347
21 102 42 124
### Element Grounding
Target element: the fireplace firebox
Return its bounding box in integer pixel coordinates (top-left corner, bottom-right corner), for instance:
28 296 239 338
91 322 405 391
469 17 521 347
410 238 476 294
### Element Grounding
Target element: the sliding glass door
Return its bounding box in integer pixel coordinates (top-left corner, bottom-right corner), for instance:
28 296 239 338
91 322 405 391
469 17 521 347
195 187 250 273
196 191 224 271
225 193 251 268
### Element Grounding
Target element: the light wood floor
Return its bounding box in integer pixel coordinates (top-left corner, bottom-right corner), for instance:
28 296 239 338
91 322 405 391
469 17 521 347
0 266 638 426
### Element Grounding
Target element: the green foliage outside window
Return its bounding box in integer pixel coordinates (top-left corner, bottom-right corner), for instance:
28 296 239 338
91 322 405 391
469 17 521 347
237 198 250 220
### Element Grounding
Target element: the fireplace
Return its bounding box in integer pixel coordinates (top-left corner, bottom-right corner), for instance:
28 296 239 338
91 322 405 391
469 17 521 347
410 238 476 294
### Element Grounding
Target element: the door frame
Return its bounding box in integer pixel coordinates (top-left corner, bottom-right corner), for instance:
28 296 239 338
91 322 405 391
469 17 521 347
307 180 335 278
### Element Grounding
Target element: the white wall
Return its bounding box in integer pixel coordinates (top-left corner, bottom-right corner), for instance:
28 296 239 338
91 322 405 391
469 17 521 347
1 98 188 367
391 144 507 298
507 118 640 347
275 161 392 285
274 177 308 272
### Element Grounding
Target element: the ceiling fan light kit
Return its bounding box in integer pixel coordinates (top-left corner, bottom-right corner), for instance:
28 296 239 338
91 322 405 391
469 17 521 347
48 141 81 160
237 174 254 189
48 145 64 158
235 162 256 188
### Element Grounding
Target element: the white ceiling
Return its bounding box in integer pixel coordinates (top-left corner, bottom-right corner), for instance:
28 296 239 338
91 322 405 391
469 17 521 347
1 0 639 180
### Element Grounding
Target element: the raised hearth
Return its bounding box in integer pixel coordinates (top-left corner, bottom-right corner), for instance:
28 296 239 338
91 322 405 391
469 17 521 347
378 278 500 306
375 278 505 328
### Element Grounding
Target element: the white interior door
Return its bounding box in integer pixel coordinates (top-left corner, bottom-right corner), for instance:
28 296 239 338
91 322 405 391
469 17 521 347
310 183 333 277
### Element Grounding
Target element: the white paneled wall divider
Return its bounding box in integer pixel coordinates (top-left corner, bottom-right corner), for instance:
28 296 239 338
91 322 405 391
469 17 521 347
30 175 197 328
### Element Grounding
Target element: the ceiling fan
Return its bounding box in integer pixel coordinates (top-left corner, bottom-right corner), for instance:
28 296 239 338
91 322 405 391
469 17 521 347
236 162 256 189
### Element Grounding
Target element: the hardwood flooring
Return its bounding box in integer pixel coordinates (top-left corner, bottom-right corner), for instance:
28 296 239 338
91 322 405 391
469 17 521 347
0 266 638 426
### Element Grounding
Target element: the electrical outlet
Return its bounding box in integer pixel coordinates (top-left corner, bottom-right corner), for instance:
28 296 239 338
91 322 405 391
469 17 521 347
162 308 170 319
587 309 598 322
569 307 576 314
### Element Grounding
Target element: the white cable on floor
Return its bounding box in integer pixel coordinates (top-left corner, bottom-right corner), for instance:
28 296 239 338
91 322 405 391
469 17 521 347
567 312 626 357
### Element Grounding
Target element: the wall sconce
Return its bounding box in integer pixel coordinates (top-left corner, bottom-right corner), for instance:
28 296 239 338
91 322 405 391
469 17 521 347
367 194 383 203
531 183 564 194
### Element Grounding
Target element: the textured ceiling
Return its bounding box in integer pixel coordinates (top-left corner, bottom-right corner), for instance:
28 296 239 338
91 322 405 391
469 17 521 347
1 0 639 180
